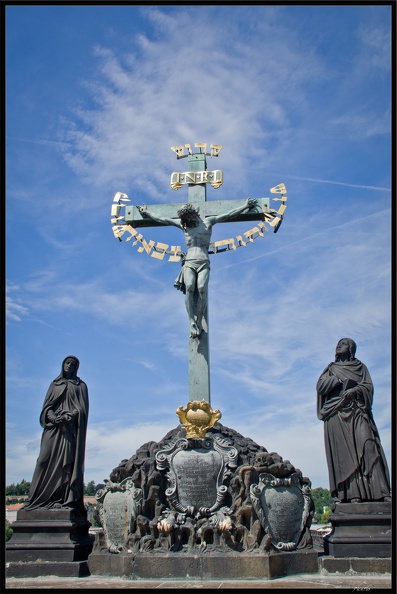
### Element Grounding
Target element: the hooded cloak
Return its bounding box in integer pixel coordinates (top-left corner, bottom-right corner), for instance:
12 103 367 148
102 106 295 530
24 356 89 513
316 339 390 501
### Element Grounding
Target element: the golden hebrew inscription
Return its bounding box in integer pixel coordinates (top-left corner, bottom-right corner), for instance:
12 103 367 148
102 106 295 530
111 185 286 260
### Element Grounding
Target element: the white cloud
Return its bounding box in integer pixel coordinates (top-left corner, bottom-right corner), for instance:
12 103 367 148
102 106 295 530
6 283 29 322
330 109 391 140
58 7 324 197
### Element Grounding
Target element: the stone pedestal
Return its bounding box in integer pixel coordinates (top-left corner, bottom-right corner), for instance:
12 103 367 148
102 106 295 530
88 549 319 579
6 507 94 577
89 423 317 581
319 556 391 574
324 501 391 558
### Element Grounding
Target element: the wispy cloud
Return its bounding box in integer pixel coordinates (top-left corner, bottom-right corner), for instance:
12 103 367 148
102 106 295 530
6 283 29 322
58 7 324 196
266 174 390 192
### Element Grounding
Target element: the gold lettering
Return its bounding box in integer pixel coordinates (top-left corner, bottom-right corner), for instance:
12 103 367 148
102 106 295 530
210 238 237 252
170 170 223 188
170 172 182 190
111 204 121 217
243 227 260 242
131 232 143 246
270 183 286 194
210 144 222 157
258 222 267 235
152 242 169 260
168 246 182 262
210 170 223 189
125 228 138 241
113 225 128 240
137 239 155 255
171 145 185 157
113 191 130 203
195 142 207 154
268 217 281 228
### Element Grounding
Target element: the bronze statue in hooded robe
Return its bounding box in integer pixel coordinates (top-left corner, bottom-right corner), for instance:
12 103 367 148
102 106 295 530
24 356 89 515
316 338 390 503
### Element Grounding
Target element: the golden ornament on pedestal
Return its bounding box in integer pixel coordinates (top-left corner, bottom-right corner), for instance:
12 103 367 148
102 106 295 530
176 400 222 438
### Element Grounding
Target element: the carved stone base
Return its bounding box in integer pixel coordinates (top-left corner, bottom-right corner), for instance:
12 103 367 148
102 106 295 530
324 501 391 558
88 549 319 579
6 508 94 567
5 560 90 578
319 556 391 574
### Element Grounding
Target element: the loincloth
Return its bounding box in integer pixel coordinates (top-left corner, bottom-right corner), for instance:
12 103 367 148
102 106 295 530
174 259 210 294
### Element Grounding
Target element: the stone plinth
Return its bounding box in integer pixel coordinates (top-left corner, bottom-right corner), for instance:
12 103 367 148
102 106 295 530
6 560 90 578
319 556 391 575
324 501 391 558
6 507 94 576
88 549 319 580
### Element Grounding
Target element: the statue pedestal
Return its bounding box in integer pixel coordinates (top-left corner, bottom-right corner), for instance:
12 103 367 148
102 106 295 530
6 507 94 577
86 423 318 580
88 547 319 579
324 501 391 558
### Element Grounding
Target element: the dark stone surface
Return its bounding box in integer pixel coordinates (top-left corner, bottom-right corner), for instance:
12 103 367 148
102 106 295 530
6 560 90 578
100 423 313 556
87 551 135 577
250 473 313 550
88 550 319 579
324 501 391 557
319 556 392 574
6 508 94 565
24 356 89 516
316 338 391 503
155 435 238 518
172 447 224 509
96 478 142 553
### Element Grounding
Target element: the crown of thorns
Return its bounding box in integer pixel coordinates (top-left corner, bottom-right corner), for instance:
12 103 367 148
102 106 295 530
177 203 200 218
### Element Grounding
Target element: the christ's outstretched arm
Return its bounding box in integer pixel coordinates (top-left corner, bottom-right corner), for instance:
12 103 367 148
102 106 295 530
137 205 182 229
207 198 258 225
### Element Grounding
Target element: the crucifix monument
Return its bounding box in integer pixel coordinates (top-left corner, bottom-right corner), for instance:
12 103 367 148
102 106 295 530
111 142 287 410
85 145 320 577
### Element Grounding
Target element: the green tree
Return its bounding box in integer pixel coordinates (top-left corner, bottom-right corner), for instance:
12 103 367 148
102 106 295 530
311 487 333 522
84 480 96 496
6 520 13 542
18 479 31 495
6 483 16 496
320 508 332 524
5 480 30 496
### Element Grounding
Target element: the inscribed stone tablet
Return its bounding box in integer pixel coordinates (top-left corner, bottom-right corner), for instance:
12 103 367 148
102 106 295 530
172 448 222 510
261 485 304 545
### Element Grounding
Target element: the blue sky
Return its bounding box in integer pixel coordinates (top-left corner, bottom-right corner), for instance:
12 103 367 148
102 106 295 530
5 3 393 490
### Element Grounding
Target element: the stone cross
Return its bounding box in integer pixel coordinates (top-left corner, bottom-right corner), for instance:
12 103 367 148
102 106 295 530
113 144 283 405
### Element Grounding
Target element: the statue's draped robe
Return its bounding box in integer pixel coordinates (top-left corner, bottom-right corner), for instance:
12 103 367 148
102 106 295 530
316 358 390 501
25 369 89 513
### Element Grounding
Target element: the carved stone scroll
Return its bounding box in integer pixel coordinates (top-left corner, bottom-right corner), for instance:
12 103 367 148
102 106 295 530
155 436 237 519
96 478 142 553
250 472 312 551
